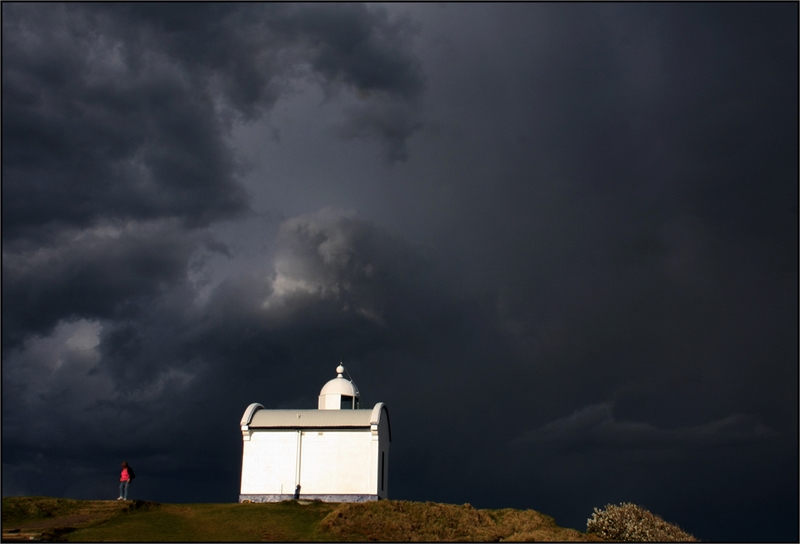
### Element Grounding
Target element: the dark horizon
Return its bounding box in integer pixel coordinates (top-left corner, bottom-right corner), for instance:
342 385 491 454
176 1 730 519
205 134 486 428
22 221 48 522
2 4 797 542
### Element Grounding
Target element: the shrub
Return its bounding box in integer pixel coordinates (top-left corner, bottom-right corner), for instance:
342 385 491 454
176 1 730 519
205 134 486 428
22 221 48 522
586 502 697 542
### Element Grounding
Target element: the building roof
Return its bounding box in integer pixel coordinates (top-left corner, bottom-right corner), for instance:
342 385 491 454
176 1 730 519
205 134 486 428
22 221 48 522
319 376 360 397
319 364 360 398
250 409 371 428
241 402 391 440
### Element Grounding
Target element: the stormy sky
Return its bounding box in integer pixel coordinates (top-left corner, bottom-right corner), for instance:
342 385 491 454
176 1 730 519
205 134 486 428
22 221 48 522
2 3 797 541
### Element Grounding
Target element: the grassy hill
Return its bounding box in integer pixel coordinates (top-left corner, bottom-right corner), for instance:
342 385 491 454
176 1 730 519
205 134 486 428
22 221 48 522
2 496 603 542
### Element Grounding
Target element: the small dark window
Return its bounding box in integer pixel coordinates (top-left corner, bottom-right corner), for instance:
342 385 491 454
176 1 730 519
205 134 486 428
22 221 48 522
354 397 360 409
340 395 353 409
381 451 385 491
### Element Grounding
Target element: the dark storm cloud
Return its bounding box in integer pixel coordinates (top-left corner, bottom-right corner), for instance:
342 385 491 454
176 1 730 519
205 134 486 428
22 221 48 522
179 209 486 394
2 222 203 349
2 4 247 238
512 402 778 449
2 3 423 240
336 99 424 163
3 2 424 345
89 208 431 394
410 2 797 425
278 4 424 101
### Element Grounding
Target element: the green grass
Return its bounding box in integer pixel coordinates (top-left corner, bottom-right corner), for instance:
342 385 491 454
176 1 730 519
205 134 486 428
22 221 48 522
2 496 603 542
2 496 107 523
69 502 338 542
318 500 602 542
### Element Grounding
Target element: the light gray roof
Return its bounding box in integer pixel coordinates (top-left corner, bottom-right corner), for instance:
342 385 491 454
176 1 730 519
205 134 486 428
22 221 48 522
250 409 373 428
243 402 389 436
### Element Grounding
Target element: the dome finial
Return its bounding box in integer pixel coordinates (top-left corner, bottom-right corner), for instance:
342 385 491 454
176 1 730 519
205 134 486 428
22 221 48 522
336 362 345 378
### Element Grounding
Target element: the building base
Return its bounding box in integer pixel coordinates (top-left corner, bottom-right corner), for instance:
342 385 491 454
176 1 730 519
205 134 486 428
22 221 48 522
239 494 380 503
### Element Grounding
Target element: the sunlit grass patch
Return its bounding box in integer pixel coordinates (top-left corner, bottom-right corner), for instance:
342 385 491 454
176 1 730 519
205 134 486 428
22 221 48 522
66 501 339 542
320 500 603 541
3 496 604 542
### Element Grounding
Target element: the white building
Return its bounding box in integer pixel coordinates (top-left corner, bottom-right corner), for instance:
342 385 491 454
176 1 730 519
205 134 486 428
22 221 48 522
239 364 391 502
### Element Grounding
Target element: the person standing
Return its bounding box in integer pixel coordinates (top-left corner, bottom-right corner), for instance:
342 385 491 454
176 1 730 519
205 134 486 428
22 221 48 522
118 462 133 500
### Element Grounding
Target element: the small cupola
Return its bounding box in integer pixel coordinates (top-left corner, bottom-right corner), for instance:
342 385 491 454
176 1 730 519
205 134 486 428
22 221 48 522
318 363 360 410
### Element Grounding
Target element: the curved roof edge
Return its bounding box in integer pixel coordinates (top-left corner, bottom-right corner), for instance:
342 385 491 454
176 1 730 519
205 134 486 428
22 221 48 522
320 376 360 397
370 402 391 442
240 403 264 426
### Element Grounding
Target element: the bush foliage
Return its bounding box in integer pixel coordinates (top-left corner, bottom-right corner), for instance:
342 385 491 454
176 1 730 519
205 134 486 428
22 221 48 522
586 502 697 542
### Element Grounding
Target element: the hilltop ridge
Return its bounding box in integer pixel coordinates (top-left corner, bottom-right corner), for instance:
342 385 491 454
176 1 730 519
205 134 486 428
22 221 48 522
2 496 602 542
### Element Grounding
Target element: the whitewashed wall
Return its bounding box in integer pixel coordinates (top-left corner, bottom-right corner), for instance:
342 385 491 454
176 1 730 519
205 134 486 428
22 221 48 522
241 428 380 496
298 430 373 494
240 430 298 495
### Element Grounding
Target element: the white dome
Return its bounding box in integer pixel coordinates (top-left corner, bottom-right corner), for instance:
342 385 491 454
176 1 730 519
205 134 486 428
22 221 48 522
320 376 359 398
318 363 360 410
